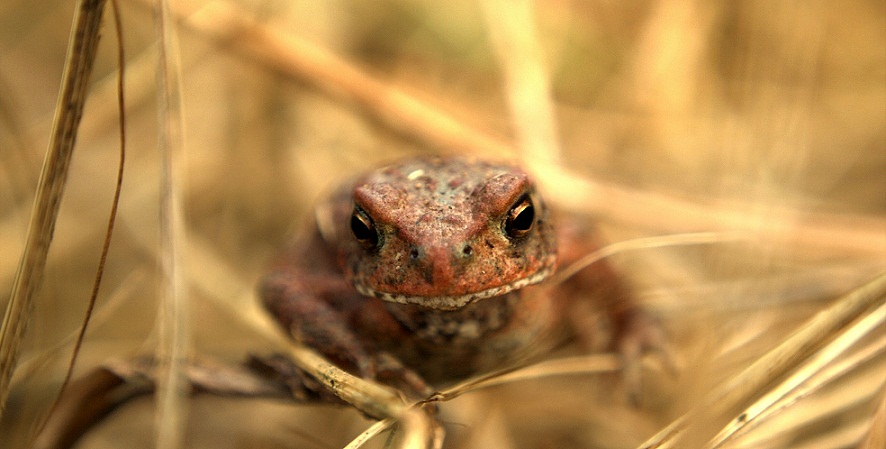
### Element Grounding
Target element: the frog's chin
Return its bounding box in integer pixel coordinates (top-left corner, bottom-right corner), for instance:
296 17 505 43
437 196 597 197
354 267 552 311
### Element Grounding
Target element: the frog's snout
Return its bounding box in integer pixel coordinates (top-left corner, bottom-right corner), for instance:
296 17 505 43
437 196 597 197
409 244 467 295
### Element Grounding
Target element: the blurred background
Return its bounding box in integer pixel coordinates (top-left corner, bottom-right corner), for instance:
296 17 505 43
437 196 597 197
1 0 884 448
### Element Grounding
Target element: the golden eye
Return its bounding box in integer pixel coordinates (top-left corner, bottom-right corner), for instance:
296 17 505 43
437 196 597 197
505 194 534 239
350 208 379 248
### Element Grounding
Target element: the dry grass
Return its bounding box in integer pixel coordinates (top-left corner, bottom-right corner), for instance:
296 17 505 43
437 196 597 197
1 0 884 448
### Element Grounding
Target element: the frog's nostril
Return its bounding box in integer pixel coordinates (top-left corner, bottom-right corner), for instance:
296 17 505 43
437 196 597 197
409 248 421 261
421 246 455 288
462 244 473 257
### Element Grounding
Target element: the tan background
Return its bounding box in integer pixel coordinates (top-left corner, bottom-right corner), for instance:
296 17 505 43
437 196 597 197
1 1 884 448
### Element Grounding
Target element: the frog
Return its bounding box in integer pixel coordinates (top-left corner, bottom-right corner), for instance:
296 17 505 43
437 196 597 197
259 156 662 401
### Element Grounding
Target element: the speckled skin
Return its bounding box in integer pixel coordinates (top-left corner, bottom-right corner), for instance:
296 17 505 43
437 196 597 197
261 157 654 394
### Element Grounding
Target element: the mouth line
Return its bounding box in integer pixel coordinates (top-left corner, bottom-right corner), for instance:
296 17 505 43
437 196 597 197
354 267 552 310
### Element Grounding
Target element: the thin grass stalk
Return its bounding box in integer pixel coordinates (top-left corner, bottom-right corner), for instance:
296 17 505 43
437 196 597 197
707 303 886 448
28 1 127 444
0 0 107 419
480 0 561 165
153 0 191 447
638 272 886 449
430 354 622 404
285 343 437 449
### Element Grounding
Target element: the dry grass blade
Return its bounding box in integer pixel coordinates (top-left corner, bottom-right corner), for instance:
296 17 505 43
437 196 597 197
153 0 191 447
33 2 128 444
552 232 742 286
286 344 406 420
639 272 886 449
0 0 107 419
344 418 398 449
707 303 886 448
429 354 622 404
480 0 561 164
397 410 443 449
344 414 442 449
285 343 438 449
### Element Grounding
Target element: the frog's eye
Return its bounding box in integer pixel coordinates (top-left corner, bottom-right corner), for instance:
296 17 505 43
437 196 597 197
505 194 535 239
350 208 379 249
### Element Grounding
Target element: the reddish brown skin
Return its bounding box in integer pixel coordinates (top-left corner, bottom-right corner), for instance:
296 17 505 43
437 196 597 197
260 156 657 396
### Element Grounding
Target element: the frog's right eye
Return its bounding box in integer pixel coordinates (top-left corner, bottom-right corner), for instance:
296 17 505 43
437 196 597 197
350 208 379 249
505 194 535 239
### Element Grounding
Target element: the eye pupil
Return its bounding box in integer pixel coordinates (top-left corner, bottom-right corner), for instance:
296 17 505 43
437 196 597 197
350 209 378 248
505 195 535 239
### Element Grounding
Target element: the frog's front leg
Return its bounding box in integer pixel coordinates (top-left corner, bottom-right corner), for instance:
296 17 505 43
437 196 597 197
260 270 375 380
260 268 433 401
557 225 668 395
567 262 667 401
567 262 666 362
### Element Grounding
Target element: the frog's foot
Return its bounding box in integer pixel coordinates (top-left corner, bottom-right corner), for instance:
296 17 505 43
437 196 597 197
615 309 672 404
373 352 434 400
247 353 344 403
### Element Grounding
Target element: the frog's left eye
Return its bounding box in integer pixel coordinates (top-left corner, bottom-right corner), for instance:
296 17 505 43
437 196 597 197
505 194 535 239
350 208 379 249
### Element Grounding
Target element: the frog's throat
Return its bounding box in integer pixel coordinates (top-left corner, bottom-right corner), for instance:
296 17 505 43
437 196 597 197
354 267 552 310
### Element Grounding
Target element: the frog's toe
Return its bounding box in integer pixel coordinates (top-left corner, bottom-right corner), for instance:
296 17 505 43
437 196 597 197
616 310 674 404
373 351 434 400
247 353 343 403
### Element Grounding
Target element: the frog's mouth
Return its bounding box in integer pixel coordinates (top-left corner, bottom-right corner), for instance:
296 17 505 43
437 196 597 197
354 267 552 310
